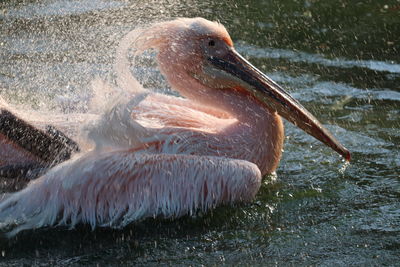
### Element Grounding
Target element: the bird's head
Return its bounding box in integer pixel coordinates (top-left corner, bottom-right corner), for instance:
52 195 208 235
132 18 351 161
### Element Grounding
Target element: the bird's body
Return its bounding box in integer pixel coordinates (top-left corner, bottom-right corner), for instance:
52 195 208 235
0 92 267 236
124 93 283 174
0 18 349 237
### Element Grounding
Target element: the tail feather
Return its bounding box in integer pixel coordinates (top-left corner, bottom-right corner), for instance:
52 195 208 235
0 181 55 237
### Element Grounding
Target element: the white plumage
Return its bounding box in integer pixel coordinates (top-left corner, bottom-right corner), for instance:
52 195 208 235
0 151 261 237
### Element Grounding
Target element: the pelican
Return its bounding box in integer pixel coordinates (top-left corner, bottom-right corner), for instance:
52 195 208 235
0 18 350 237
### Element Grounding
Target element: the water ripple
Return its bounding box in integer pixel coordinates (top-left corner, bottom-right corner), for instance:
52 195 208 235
237 43 400 74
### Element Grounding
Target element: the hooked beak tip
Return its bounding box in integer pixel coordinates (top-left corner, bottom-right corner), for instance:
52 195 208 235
344 149 351 162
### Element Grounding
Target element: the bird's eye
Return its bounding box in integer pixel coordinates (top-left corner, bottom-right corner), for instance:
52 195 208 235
208 40 215 47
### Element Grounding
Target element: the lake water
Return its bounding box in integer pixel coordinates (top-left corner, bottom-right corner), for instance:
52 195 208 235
0 0 399 265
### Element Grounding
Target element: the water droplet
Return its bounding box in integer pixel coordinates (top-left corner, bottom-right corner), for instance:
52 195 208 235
339 160 350 174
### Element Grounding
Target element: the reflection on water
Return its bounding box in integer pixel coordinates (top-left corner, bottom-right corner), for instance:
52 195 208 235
0 0 399 265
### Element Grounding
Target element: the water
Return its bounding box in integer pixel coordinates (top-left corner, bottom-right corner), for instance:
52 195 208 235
0 0 399 265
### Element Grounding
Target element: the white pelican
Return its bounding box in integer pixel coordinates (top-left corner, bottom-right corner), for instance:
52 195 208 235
0 18 350 237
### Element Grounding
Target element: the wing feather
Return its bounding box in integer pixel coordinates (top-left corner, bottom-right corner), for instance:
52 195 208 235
0 150 261 237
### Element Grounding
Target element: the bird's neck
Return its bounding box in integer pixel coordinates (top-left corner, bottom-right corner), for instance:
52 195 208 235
218 89 285 174
181 83 284 174
159 61 284 174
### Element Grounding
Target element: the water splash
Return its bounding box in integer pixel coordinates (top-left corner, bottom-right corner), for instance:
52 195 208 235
339 160 350 175
3 0 125 19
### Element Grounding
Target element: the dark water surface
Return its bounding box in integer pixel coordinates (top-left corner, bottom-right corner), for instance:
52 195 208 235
0 0 399 265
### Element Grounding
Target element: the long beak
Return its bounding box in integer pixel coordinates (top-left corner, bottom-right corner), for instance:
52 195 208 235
206 48 351 161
